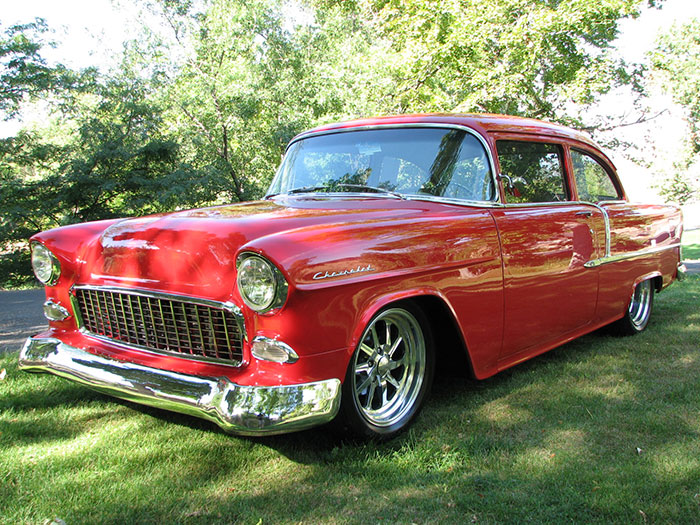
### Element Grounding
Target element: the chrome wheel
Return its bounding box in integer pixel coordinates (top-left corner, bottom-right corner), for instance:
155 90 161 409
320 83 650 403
628 279 653 330
612 278 655 335
351 308 427 428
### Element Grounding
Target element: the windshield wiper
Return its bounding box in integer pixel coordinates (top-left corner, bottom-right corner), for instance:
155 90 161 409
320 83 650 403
265 186 325 199
335 184 405 199
267 184 405 200
287 186 329 194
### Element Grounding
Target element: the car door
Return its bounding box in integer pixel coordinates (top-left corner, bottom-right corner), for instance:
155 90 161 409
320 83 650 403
491 137 606 362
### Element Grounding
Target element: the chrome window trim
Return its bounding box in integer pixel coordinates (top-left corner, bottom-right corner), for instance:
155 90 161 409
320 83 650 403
597 200 628 205
269 123 502 205
70 284 247 367
496 138 571 203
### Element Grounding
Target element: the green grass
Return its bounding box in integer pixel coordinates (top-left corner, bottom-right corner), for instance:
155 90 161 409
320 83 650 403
2 277 700 524
682 229 700 260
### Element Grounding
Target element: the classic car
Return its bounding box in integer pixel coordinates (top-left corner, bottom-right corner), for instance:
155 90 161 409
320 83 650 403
19 114 685 439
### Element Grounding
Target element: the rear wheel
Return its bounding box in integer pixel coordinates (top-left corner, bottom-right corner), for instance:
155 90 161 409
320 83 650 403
338 303 434 439
612 279 654 335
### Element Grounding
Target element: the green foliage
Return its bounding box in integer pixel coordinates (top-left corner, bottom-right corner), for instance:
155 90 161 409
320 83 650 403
0 18 78 120
657 160 699 206
316 0 645 122
0 77 224 288
651 19 700 204
652 19 700 152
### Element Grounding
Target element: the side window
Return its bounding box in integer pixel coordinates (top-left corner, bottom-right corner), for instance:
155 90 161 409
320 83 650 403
571 150 620 202
496 140 567 203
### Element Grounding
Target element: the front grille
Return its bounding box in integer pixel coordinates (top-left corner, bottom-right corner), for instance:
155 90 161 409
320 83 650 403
74 287 244 364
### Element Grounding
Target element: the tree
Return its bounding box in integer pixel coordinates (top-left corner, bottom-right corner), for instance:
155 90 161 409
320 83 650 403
310 0 649 125
650 18 700 204
0 18 75 120
0 78 192 286
651 18 700 151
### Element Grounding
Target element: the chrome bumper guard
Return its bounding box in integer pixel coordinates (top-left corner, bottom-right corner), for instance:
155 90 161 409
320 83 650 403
19 337 341 436
677 262 687 282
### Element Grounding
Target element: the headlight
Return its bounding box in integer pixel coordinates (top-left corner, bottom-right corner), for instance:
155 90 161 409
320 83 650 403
31 242 61 285
236 253 288 313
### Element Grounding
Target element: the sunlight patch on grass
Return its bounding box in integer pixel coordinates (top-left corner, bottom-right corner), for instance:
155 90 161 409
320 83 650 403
478 399 532 427
582 374 635 400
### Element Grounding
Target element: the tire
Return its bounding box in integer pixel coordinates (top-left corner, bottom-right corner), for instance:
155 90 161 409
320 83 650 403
612 279 655 335
337 303 435 440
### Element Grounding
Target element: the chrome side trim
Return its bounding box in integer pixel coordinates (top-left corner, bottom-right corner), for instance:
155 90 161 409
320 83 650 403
70 285 247 367
19 337 341 436
583 201 611 258
271 122 502 205
584 242 681 268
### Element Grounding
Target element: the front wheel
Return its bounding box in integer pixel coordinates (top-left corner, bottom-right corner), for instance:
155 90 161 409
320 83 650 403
612 279 655 335
338 304 434 439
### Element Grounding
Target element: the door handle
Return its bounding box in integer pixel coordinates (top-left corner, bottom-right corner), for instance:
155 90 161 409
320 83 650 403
576 211 593 218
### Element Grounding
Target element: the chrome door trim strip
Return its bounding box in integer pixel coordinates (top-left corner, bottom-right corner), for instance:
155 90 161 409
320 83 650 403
583 243 681 268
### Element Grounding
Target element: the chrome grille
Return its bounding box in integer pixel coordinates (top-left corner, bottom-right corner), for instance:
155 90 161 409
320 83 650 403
73 287 244 364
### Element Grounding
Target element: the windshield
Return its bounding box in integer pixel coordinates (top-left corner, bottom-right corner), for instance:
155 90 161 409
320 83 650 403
267 127 496 202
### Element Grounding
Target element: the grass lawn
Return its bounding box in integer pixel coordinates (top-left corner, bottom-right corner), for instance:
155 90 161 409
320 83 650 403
1 277 699 524
683 229 700 260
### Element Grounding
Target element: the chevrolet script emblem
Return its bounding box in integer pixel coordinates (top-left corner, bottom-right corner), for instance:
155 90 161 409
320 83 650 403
312 264 376 281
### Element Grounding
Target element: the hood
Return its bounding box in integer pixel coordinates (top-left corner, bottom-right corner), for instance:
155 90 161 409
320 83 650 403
79 196 455 300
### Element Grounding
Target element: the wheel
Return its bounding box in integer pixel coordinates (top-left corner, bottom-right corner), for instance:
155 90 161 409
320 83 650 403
612 279 654 335
338 303 434 439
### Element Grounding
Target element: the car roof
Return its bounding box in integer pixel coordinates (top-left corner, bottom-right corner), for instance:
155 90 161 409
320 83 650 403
295 113 611 166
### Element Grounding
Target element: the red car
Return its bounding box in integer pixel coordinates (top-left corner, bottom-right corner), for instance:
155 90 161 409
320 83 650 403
20 114 685 439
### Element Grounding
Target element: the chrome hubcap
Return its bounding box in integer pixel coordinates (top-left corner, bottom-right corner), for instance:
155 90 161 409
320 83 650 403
352 308 426 427
629 280 652 329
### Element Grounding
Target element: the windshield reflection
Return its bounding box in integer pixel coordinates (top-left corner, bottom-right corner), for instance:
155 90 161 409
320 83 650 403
268 128 495 202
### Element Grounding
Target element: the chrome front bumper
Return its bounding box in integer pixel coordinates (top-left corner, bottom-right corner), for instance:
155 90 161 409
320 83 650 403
19 337 341 436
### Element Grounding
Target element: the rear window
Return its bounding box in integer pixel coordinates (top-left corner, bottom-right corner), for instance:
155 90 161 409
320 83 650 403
571 149 620 202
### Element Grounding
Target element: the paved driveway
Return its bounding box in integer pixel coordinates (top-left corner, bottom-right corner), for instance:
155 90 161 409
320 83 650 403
0 289 46 355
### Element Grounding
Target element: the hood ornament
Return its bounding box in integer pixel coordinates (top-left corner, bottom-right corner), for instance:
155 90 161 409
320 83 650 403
313 264 376 281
